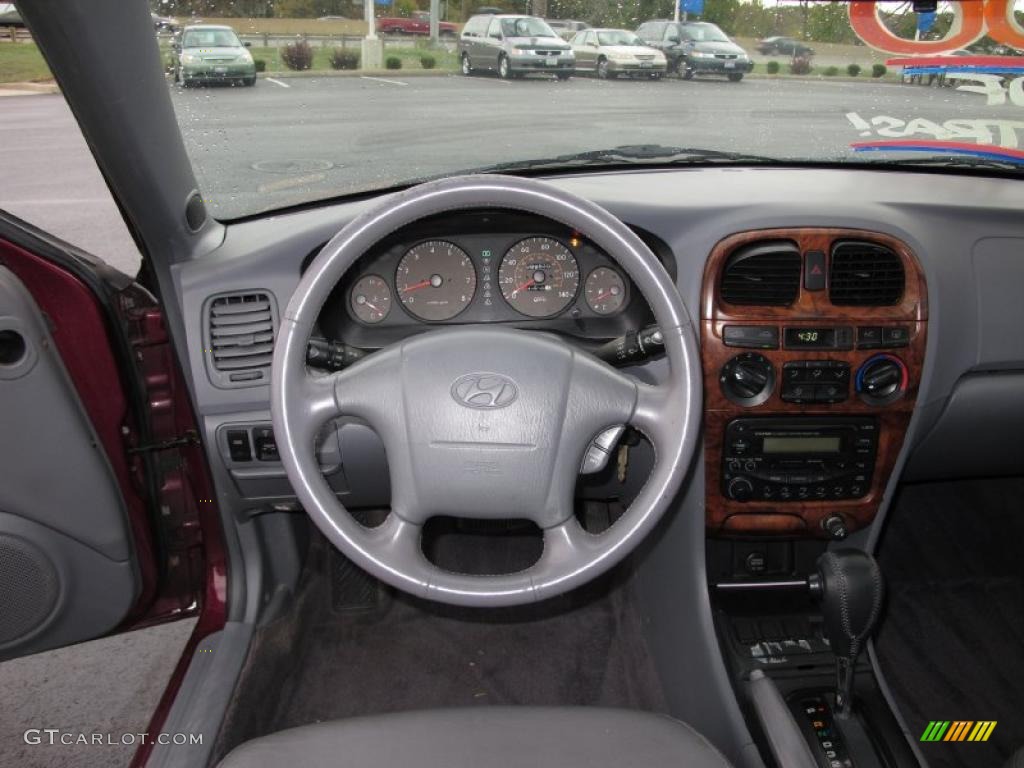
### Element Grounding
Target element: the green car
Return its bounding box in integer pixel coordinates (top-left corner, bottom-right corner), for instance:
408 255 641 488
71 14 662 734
173 25 256 87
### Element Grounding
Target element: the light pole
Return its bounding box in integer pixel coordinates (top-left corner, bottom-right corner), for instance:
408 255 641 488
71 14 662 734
362 0 384 69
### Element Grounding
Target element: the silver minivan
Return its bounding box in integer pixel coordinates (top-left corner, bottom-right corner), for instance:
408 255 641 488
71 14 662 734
458 14 575 80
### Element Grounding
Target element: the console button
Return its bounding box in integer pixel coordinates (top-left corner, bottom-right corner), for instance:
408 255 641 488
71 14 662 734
815 383 848 403
805 250 827 291
253 427 279 462
882 325 910 347
857 326 884 349
226 429 252 462
781 383 814 403
723 325 779 349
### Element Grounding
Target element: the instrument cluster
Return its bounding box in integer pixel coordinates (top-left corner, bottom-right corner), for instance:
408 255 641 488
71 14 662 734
319 211 657 348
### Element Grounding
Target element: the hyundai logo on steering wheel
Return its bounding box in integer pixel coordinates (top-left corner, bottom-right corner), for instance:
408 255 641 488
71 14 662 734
450 373 519 409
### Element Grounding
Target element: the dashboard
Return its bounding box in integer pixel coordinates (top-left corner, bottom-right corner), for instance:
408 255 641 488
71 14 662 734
171 167 1024 547
315 210 665 350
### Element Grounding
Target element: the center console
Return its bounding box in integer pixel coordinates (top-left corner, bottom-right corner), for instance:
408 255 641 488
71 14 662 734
701 229 928 768
701 228 927 538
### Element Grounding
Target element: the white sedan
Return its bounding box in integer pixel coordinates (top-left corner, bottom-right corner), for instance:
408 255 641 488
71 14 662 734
570 28 667 79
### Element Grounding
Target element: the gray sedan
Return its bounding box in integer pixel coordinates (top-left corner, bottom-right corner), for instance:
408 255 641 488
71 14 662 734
570 29 667 79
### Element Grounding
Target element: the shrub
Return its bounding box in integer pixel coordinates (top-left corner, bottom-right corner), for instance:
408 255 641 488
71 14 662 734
847 63 861 77
254 59 267 73
872 63 887 78
281 39 313 71
765 60 780 75
420 54 436 69
330 48 360 70
825 65 839 76
385 56 402 70
789 56 812 75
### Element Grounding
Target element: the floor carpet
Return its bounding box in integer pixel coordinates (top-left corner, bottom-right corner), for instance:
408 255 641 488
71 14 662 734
875 478 1024 768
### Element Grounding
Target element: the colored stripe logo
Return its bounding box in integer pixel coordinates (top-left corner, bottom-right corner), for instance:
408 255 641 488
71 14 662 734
920 721 997 742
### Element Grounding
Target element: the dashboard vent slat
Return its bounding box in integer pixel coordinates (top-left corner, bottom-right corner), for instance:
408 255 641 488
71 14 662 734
829 241 905 306
720 240 801 306
205 292 277 388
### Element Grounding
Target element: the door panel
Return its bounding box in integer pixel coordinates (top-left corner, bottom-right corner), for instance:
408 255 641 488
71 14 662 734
0 265 138 658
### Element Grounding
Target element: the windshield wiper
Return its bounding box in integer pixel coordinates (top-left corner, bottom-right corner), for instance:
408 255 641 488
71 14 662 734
474 144 777 174
856 154 1024 172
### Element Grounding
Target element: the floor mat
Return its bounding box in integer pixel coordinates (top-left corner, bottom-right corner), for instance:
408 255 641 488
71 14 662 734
214 530 666 760
875 478 1024 768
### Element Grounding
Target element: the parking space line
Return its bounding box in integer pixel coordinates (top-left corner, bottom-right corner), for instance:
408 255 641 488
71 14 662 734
265 78 290 88
361 76 409 87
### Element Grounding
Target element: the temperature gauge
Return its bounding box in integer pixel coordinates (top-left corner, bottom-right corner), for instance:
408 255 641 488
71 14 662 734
350 275 392 324
584 267 626 315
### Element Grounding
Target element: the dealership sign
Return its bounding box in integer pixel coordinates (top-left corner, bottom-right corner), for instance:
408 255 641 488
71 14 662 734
849 0 1024 55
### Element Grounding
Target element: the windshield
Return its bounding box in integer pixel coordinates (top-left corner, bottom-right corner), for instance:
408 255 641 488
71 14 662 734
161 0 1024 220
680 23 730 43
597 31 643 47
182 29 243 48
501 18 557 38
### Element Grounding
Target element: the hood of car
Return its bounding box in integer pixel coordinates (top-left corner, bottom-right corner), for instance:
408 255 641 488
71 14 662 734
688 40 746 55
601 45 662 57
508 36 570 50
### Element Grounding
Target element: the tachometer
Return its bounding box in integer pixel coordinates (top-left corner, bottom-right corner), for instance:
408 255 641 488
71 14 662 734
498 237 579 318
395 241 476 321
350 275 392 324
584 267 627 315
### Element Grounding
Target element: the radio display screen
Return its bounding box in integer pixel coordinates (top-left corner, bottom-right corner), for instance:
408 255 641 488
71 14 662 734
762 436 842 454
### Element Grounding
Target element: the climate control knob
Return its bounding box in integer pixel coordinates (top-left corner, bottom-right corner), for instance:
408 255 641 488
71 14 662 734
727 477 754 502
857 354 907 405
720 352 775 406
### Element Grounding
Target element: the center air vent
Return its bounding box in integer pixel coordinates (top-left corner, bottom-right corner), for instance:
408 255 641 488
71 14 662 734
205 292 277 388
720 240 801 306
829 241 905 306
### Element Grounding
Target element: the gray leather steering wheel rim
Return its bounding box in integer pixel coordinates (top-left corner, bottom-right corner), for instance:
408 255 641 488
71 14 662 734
272 175 700 607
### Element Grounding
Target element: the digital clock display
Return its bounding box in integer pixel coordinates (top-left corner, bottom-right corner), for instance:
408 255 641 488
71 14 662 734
784 327 836 349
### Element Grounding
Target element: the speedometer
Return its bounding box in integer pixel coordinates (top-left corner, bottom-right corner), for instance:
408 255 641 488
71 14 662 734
498 237 580 318
395 240 476 321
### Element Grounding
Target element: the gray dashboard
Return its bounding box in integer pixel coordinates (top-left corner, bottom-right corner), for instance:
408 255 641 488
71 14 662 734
171 166 1024 534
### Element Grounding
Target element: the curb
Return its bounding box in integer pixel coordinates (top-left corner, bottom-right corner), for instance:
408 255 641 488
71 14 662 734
0 80 59 95
257 68 454 79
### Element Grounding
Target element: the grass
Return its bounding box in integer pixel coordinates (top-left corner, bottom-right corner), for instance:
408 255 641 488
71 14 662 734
248 45 457 73
0 42 52 84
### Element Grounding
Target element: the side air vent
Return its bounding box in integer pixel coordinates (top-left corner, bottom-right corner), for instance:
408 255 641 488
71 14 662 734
720 240 801 306
829 241 905 306
204 292 278 388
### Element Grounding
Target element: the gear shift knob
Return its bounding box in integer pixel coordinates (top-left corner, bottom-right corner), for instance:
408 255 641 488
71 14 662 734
814 549 884 717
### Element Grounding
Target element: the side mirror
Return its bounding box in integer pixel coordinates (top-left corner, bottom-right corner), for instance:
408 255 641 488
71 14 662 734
172 42 181 52
667 35 680 44
244 41 251 48
489 32 501 40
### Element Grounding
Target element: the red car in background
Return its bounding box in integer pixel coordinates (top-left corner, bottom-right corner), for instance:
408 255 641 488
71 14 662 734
377 10 458 37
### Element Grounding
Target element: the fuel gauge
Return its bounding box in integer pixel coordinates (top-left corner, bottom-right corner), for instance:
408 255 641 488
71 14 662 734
584 267 627 315
350 275 392 324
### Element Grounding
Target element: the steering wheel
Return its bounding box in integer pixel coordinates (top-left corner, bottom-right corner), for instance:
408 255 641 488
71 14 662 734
272 175 700 607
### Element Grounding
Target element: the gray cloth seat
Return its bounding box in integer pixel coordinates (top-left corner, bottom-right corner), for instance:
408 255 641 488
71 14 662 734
218 706 733 768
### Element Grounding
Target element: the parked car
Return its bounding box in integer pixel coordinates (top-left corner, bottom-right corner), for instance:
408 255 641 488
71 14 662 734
459 14 574 80
172 25 256 87
0 2 23 27
546 19 589 40
377 10 458 38
756 36 815 56
635 20 752 81
570 28 666 79
151 12 179 33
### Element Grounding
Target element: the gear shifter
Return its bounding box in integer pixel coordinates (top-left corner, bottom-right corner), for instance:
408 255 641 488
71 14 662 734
811 549 884 718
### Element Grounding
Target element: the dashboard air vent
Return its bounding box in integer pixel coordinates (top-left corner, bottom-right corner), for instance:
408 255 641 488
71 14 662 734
829 241 905 306
720 240 801 306
205 292 277 388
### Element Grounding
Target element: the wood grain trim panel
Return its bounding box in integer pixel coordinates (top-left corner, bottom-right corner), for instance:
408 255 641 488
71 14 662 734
701 228 927 538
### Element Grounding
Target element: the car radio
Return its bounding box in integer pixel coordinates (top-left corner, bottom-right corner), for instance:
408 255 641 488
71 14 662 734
722 416 878 502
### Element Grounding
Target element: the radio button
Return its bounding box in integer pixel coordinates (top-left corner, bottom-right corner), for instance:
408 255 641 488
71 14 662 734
830 485 847 498
849 485 865 497
797 486 810 499
813 486 827 499
724 325 780 349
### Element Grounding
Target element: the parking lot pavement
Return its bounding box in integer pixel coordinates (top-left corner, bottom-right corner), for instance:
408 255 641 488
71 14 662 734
2 73 1015 268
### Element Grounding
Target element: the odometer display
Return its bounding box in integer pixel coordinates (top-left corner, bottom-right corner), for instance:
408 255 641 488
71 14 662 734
395 240 476 322
498 237 579 318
